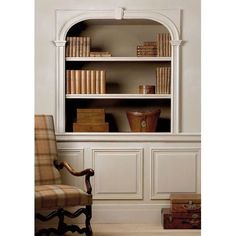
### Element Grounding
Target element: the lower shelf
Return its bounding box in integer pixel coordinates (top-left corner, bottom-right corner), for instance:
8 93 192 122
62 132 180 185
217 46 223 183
65 98 171 132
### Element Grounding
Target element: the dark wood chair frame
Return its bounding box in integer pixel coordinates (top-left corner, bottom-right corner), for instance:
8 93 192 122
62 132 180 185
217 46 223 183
35 160 94 236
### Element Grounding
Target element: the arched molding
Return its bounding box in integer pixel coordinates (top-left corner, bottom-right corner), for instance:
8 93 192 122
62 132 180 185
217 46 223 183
57 9 180 43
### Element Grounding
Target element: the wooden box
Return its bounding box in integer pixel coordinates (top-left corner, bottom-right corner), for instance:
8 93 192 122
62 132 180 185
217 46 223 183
73 122 109 132
170 193 201 213
162 208 201 229
77 109 105 123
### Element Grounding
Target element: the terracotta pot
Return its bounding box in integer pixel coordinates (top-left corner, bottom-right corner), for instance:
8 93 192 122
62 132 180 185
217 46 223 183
126 110 161 132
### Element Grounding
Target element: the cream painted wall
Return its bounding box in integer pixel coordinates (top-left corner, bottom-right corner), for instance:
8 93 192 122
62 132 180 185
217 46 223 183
35 0 201 133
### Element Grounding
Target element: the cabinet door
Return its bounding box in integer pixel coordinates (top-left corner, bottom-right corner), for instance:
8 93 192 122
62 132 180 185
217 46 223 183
150 148 201 199
57 149 84 189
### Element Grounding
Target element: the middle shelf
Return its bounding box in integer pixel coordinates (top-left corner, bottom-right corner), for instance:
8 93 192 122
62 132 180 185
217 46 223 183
66 57 171 62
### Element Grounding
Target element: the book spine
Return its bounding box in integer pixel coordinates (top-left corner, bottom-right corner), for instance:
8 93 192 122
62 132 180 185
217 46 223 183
91 70 96 94
86 37 90 57
163 34 168 57
75 37 79 57
86 70 91 94
100 70 106 94
159 67 162 94
160 34 163 57
72 37 76 57
82 37 86 57
69 37 73 57
79 37 83 57
166 34 169 57
95 70 100 94
75 70 81 94
81 70 86 94
66 69 71 94
156 67 159 94
164 67 167 93
156 34 160 57
168 67 171 94
169 34 171 57
70 70 75 94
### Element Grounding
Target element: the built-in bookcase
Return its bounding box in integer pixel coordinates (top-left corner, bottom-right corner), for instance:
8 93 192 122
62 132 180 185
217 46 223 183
64 19 173 133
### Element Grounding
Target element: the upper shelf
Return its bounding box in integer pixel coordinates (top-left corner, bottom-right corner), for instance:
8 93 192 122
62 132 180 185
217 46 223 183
65 57 171 62
66 94 171 99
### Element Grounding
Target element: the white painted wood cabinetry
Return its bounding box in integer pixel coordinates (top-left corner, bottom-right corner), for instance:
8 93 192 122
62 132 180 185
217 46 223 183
56 134 200 223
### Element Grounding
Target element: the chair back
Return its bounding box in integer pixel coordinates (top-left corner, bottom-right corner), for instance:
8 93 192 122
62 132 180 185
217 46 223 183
35 115 61 185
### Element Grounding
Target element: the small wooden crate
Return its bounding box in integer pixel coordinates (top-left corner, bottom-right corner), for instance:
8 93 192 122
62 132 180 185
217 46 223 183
76 109 105 123
170 193 201 213
73 122 109 132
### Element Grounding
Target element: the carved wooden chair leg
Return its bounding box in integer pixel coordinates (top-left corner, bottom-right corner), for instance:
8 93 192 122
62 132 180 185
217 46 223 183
85 205 93 236
57 208 67 235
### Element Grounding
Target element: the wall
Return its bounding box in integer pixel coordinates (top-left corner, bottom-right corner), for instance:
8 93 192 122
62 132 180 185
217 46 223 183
35 0 201 133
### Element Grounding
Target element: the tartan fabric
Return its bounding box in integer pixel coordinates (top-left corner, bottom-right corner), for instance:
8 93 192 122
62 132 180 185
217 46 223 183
35 115 61 185
35 185 92 210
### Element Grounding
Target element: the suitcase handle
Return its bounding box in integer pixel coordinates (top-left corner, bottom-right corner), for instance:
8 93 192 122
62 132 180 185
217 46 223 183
183 204 201 211
182 219 200 226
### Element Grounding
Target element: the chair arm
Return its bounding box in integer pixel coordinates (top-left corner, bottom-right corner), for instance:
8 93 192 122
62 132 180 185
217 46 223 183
54 160 94 194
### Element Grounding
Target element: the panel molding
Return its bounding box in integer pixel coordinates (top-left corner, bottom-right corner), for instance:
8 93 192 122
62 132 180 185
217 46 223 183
150 148 200 199
92 148 143 199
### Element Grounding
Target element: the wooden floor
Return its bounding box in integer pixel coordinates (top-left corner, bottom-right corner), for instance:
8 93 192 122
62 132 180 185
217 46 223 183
64 224 201 236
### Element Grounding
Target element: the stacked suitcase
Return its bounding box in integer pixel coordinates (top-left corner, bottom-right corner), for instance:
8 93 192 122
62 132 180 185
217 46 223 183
162 193 201 229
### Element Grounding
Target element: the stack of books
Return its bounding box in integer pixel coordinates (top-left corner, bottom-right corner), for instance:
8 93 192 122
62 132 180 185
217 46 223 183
66 69 106 94
89 51 112 57
65 36 90 57
73 109 109 132
156 66 171 94
136 41 157 57
156 33 171 57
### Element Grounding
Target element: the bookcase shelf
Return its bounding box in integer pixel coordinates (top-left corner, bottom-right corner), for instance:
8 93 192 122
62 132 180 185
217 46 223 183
66 57 171 62
66 94 171 99
60 17 178 133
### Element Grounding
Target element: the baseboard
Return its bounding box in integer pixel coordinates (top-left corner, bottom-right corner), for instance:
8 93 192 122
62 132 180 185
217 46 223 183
92 203 170 224
35 203 170 229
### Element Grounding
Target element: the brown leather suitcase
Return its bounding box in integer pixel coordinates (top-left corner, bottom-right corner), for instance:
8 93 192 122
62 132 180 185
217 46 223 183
162 208 201 229
170 193 201 213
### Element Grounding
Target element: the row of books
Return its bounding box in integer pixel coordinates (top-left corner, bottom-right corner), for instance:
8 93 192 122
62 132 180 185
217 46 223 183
65 37 91 57
157 33 171 57
156 66 171 94
66 70 106 94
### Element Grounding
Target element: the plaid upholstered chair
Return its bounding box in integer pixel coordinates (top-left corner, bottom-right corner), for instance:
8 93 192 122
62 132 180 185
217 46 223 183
35 115 94 236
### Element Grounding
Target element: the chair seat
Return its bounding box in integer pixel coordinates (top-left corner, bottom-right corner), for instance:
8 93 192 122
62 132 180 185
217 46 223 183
35 185 92 210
